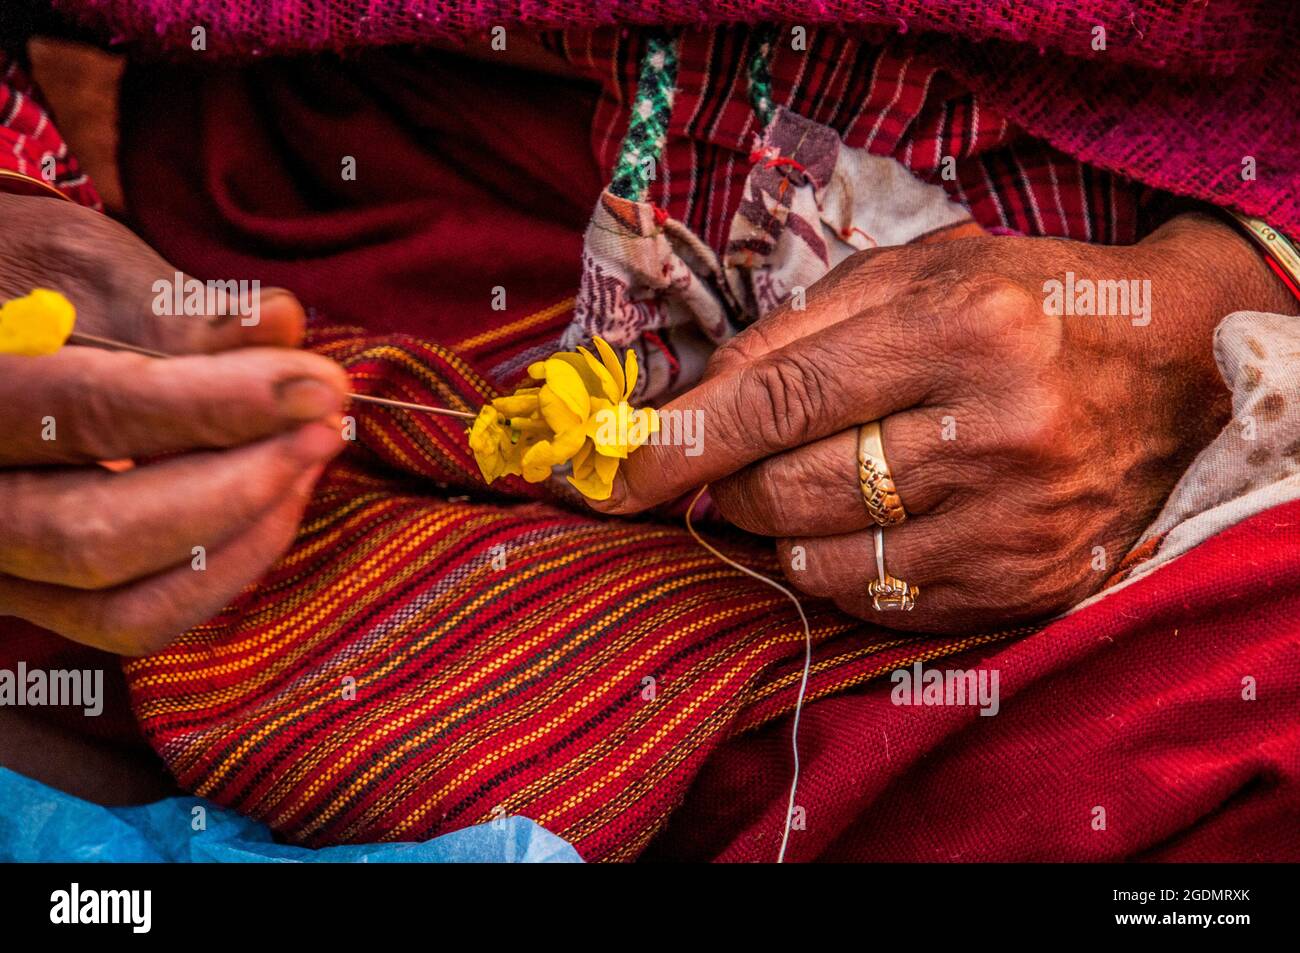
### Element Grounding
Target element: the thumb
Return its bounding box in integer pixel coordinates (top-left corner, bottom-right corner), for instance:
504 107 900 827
0 194 305 355
127 278 307 354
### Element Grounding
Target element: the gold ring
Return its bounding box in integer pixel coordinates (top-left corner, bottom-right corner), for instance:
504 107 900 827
858 420 906 526
869 526 918 611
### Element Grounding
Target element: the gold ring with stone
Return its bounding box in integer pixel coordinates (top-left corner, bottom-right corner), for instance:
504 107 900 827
857 419 907 526
869 525 918 612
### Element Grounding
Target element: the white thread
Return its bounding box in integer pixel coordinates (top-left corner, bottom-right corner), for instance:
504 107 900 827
686 486 811 864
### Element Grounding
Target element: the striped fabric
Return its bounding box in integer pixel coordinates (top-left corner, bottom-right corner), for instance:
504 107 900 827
0 53 101 208
124 324 1033 860
548 27 1145 254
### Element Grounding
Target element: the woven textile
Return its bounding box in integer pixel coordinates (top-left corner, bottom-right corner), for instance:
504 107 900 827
121 325 1030 860
649 496 1300 862
50 0 1300 237
0 56 100 208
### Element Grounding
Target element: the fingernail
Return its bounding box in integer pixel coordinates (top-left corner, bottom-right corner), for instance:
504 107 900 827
259 286 294 302
276 377 343 420
590 474 627 512
288 421 344 463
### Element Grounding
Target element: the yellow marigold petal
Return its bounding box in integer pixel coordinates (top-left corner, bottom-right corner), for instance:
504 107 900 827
468 407 509 482
627 406 657 446
571 438 595 473
509 415 551 435
567 467 615 501
588 404 628 458
520 441 557 482
592 336 626 399
623 347 639 399
551 425 587 463
576 346 620 403
593 441 628 459
594 452 619 482
492 391 541 416
543 358 591 418
553 351 607 399
539 387 581 434
468 406 500 453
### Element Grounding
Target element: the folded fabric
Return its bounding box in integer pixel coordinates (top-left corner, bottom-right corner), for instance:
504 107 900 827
1094 310 1300 598
647 495 1300 862
0 767 580 863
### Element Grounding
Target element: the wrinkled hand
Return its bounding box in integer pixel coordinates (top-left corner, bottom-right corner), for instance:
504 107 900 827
0 194 348 654
592 213 1296 631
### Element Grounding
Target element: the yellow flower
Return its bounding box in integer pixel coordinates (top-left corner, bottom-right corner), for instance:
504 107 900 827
0 289 76 357
468 405 522 483
469 336 657 500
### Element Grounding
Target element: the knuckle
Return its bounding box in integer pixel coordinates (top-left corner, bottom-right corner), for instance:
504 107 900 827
987 388 1072 465
742 352 828 451
963 276 1039 325
779 539 838 598
708 321 782 378
712 465 787 535
951 277 1047 355
705 338 748 380
46 491 123 588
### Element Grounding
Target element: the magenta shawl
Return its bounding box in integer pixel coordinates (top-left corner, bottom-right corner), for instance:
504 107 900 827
50 0 1300 238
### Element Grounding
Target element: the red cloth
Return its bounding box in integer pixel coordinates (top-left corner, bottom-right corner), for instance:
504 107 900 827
117 49 602 345
51 1 1300 238
648 499 1300 862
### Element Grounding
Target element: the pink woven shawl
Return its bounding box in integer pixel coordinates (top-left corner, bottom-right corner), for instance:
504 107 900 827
52 0 1300 235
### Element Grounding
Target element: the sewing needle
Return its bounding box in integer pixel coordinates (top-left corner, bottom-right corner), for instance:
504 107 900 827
65 332 478 420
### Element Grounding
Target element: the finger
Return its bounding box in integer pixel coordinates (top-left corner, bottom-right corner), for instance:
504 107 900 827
0 466 323 656
706 244 932 379
2 197 305 353
710 411 960 537
117 285 308 354
777 498 1061 634
596 295 964 514
0 346 349 466
0 422 344 589
776 524 959 633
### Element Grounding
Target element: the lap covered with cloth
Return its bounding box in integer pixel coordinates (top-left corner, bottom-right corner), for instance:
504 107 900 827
2 3 1299 860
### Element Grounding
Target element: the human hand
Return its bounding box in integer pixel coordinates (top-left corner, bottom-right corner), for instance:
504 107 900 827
591 213 1297 631
0 194 348 654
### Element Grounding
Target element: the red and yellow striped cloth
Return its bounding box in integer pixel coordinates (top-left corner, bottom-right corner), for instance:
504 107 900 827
122 324 1029 860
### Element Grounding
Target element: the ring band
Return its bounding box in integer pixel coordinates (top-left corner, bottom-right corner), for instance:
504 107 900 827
857 420 907 526
869 525 918 611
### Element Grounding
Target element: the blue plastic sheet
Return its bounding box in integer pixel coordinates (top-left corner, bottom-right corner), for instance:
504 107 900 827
0 767 581 862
